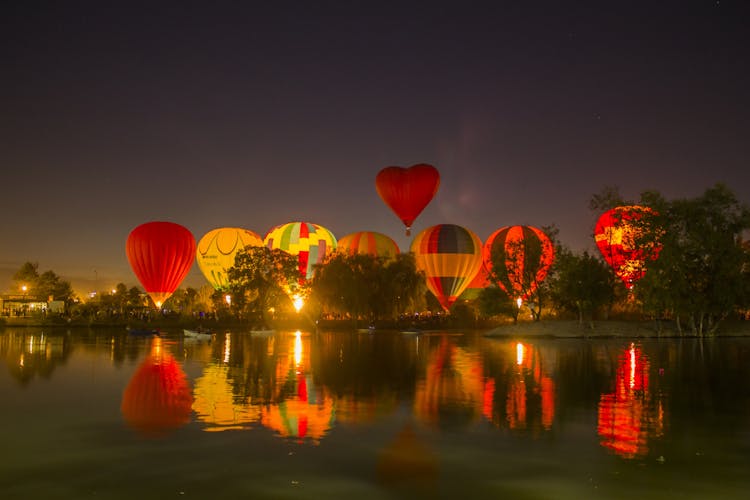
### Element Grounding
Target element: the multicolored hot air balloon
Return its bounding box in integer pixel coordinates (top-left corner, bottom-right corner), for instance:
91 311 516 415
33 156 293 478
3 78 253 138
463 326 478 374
264 221 337 283
376 164 440 236
594 206 661 288
196 227 263 290
482 225 554 301
336 231 400 260
410 224 482 311
126 221 196 308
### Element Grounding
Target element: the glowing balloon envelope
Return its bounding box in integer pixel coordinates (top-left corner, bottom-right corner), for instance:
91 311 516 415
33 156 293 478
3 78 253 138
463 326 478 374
376 164 440 236
594 206 661 288
264 222 337 282
336 231 400 260
196 227 263 290
482 225 554 300
410 224 482 311
126 221 196 308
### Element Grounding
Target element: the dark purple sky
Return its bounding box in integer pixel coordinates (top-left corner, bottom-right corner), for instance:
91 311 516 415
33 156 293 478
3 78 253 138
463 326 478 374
3 1 749 294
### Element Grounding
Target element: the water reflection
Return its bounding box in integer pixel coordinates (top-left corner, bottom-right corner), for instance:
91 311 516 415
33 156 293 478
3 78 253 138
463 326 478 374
481 340 556 434
414 337 487 428
192 363 260 431
597 342 666 458
376 423 439 494
121 337 193 437
259 331 334 443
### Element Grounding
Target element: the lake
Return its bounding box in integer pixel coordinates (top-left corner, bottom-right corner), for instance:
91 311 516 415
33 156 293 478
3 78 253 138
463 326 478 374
1 326 749 499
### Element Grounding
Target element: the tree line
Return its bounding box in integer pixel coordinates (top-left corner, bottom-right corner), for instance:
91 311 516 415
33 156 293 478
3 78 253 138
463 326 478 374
5 184 749 335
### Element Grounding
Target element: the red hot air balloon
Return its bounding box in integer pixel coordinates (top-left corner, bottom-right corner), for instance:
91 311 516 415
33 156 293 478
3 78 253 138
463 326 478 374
594 206 661 288
482 226 554 301
376 164 440 236
126 221 196 308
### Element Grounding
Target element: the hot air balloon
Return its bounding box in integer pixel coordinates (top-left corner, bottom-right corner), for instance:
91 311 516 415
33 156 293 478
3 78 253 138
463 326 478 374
410 224 482 311
264 222 337 282
126 221 196 308
336 231 400 260
376 164 440 236
594 206 661 288
482 225 554 301
458 262 491 301
196 227 263 290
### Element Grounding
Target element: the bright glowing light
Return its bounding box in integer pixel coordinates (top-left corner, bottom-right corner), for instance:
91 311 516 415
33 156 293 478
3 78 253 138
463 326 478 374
21 285 27 292
516 342 525 366
629 343 636 390
294 331 302 367
225 294 231 306
516 297 523 309
223 333 231 364
292 295 304 312
151 337 163 358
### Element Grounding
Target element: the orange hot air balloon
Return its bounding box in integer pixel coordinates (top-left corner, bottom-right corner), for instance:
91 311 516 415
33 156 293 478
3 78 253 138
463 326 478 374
336 231 400 260
483 225 554 301
376 164 440 236
594 206 661 288
121 341 193 437
126 221 196 308
411 224 482 311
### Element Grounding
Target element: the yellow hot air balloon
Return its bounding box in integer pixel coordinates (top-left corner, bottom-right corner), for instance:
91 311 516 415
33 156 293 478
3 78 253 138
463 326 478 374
196 227 263 290
410 224 483 311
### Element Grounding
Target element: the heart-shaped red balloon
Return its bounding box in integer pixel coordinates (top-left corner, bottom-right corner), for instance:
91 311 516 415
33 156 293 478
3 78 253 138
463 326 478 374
375 164 440 235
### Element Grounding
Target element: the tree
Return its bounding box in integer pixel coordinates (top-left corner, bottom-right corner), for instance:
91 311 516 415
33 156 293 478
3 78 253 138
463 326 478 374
380 253 426 319
635 184 750 335
12 261 76 308
310 252 425 326
477 285 520 322
548 249 616 327
226 246 301 328
12 262 40 293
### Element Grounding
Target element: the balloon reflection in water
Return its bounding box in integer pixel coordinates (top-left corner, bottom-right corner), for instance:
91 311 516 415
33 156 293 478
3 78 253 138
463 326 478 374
597 343 666 458
260 331 334 443
121 338 193 437
482 341 555 433
376 424 438 493
192 363 261 431
414 338 488 427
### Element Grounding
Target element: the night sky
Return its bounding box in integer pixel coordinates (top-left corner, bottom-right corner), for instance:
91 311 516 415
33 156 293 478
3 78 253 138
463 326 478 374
3 1 749 294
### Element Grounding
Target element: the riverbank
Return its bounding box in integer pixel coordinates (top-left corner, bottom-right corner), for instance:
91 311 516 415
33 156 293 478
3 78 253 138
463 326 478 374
4 316 750 338
483 319 750 338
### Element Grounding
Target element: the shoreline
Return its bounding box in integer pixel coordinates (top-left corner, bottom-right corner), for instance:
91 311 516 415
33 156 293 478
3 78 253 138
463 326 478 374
4 317 750 338
482 319 750 338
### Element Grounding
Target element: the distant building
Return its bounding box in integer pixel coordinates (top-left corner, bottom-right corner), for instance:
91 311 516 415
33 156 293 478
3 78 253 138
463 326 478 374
0 294 49 317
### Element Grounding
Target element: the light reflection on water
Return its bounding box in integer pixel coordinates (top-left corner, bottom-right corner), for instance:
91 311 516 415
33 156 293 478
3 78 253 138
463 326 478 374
2 327 750 498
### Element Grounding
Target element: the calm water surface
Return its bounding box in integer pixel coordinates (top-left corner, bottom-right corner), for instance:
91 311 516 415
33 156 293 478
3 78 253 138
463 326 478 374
1 327 750 499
